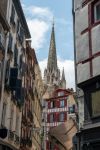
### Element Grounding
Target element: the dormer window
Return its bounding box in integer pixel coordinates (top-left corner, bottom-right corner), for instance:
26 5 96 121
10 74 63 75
94 1 100 22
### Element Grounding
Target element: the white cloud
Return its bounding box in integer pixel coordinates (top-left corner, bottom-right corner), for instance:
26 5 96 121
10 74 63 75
28 6 53 20
22 5 53 49
27 19 49 49
39 58 75 90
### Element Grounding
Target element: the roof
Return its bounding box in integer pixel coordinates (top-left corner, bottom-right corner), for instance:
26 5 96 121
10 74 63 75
13 0 31 38
49 118 77 150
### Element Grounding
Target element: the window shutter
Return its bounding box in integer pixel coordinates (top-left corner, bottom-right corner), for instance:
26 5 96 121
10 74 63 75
58 100 60 108
15 79 22 102
9 68 18 90
47 114 50 123
48 101 51 109
64 99 67 106
8 33 13 50
56 113 59 122
64 112 67 121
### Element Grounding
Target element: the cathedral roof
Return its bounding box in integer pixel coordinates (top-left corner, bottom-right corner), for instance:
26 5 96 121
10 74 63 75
47 22 57 71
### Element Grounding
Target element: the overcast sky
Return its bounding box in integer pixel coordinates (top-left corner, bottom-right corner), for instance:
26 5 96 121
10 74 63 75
22 0 75 89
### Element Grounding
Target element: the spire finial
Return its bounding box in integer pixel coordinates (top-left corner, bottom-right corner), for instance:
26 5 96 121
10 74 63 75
52 16 55 27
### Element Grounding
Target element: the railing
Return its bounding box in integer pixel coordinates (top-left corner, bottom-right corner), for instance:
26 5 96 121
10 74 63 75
20 138 27 147
8 130 14 141
14 134 20 145
22 115 27 125
29 87 34 99
27 110 33 122
27 138 32 147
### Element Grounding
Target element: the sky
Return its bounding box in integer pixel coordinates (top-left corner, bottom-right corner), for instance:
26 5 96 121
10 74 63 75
22 0 75 89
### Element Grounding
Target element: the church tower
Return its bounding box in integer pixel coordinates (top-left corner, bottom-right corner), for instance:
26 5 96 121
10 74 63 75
43 21 66 98
44 22 60 87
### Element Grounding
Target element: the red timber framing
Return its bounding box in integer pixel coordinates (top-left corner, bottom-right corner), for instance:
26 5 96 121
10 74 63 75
77 0 100 78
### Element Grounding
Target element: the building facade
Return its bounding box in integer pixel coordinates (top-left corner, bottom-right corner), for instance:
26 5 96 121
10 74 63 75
73 0 100 149
43 89 76 150
20 40 44 150
0 0 31 150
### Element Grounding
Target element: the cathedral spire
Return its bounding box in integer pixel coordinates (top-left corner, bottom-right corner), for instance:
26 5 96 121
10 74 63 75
47 20 57 71
61 68 66 89
62 68 65 81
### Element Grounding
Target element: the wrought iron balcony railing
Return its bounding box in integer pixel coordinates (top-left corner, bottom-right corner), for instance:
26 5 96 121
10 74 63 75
27 110 33 122
8 130 14 141
14 134 20 145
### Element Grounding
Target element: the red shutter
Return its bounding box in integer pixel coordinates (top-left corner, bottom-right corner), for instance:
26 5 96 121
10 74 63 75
46 141 49 149
58 100 60 108
47 114 50 123
64 112 67 121
56 113 59 122
64 99 67 107
48 101 51 109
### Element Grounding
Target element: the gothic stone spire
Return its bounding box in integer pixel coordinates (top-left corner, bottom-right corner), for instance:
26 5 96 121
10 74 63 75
62 67 65 81
47 21 57 71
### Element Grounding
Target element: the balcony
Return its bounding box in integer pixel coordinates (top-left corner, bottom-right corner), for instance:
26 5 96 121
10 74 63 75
27 138 32 147
14 134 20 145
8 130 14 141
22 115 27 125
27 110 33 122
20 138 27 147
29 87 34 99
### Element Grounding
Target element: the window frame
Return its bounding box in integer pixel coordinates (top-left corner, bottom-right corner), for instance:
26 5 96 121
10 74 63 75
59 112 64 122
60 100 65 107
94 0 100 22
91 89 100 118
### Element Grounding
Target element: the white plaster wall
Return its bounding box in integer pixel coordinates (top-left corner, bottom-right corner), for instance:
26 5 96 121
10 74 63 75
92 25 100 54
77 62 90 84
93 56 100 77
76 32 89 63
74 0 82 11
75 5 88 39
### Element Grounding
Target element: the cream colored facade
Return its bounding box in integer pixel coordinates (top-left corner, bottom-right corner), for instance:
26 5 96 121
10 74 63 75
32 63 44 150
0 0 31 149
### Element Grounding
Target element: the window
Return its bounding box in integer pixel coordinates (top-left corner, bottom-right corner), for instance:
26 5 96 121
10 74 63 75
94 1 100 22
14 45 18 66
58 91 64 96
1 103 6 126
68 105 75 114
60 100 64 107
8 33 13 50
50 101 55 108
5 60 10 85
50 114 54 123
59 113 64 122
91 90 100 117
